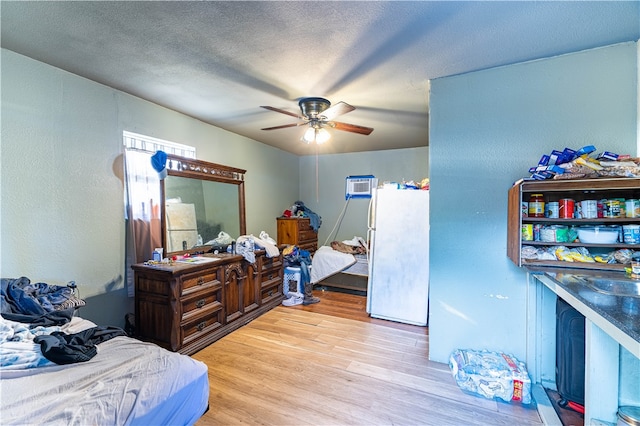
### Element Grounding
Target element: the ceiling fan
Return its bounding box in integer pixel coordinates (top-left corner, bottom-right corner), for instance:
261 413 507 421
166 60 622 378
260 97 374 144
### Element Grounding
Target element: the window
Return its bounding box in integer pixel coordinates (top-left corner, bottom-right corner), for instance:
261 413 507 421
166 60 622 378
123 131 196 296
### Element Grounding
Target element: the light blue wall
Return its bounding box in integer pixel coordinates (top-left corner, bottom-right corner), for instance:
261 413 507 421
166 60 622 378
298 148 428 246
1 49 299 327
428 42 638 364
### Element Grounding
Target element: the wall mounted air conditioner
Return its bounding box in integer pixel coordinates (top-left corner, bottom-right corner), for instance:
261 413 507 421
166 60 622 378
345 175 377 199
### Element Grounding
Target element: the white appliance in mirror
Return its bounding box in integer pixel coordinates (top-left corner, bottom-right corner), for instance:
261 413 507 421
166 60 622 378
165 202 198 252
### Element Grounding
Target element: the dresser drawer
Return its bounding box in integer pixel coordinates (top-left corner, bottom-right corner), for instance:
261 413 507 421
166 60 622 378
299 241 318 253
261 256 283 271
260 266 281 284
181 305 223 346
181 270 221 294
296 218 312 231
298 229 317 242
261 281 282 303
181 285 222 319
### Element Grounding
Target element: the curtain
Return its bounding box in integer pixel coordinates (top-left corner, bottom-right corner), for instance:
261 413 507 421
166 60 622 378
122 132 196 298
124 149 162 297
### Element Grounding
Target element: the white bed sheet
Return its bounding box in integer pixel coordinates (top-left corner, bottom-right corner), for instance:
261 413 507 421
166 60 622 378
1 324 208 425
310 246 357 284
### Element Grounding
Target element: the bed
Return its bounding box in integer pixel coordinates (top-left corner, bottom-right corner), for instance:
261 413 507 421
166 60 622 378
1 277 209 426
310 244 369 284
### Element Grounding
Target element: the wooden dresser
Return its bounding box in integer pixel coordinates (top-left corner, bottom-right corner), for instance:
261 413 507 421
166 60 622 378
132 250 283 355
277 217 318 255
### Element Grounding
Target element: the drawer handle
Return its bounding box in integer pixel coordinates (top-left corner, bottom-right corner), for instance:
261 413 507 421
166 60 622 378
196 299 206 308
197 321 207 331
197 277 204 285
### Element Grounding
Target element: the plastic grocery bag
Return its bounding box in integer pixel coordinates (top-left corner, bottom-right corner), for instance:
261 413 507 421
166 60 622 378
449 349 532 404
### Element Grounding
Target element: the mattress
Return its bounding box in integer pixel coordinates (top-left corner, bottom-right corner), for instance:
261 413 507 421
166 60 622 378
1 318 209 426
342 253 369 277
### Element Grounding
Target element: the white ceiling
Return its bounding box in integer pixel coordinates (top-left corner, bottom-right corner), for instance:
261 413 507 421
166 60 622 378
2 1 639 155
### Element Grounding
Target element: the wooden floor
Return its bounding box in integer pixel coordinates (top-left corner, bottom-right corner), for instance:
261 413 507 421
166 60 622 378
193 289 543 425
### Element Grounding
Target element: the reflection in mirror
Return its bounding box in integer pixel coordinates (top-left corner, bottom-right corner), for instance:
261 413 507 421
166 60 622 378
162 154 246 256
164 176 240 252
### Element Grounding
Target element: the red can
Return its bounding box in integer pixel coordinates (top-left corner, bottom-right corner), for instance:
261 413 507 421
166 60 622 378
559 198 575 219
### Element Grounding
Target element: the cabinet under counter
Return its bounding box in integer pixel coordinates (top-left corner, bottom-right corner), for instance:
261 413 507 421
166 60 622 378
526 267 639 425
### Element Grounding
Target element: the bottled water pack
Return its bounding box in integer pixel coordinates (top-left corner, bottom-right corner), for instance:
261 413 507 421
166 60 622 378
449 349 532 404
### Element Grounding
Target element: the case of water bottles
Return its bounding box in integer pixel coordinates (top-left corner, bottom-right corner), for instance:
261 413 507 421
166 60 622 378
449 349 532 404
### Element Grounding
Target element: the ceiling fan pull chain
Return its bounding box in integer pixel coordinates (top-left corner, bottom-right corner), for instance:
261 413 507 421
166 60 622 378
315 145 320 203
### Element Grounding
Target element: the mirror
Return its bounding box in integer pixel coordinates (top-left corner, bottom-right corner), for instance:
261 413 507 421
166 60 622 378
161 154 246 256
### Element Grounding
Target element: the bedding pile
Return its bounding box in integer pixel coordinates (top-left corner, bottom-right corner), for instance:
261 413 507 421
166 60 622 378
1 277 85 325
1 277 128 368
1 277 210 425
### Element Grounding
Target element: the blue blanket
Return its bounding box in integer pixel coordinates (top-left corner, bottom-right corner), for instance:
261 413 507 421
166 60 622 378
1 277 75 326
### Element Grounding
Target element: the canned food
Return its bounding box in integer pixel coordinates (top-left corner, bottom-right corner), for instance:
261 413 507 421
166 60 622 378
625 199 640 218
545 202 559 218
522 224 533 241
580 200 598 219
559 198 575 219
604 200 621 218
597 199 606 218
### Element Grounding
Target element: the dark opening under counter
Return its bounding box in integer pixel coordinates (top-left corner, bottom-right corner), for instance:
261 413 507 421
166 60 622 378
528 266 640 356
526 266 640 425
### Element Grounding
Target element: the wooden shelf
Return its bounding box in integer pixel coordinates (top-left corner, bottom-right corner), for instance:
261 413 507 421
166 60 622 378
522 217 640 224
523 241 640 249
521 259 627 271
508 177 640 271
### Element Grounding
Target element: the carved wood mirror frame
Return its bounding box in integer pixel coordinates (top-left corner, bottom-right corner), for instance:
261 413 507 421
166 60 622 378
161 153 246 256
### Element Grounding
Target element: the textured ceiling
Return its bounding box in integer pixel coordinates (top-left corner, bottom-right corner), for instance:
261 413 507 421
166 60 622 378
2 1 639 155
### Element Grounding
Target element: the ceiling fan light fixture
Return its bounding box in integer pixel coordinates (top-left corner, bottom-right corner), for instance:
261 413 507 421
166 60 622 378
302 126 316 144
315 128 330 144
301 125 330 144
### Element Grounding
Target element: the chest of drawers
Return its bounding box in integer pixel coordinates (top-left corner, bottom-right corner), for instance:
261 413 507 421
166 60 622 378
277 217 318 255
133 250 283 355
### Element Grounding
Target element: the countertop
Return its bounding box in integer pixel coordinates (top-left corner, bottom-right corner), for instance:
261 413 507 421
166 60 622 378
527 266 640 357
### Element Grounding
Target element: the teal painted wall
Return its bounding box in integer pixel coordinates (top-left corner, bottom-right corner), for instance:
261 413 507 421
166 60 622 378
428 42 638 364
1 49 299 327
298 147 429 246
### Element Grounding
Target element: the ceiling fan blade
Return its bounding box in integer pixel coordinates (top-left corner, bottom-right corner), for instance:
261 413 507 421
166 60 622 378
331 121 374 135
321 101 355 121
260 105 301 119
261 123 304 131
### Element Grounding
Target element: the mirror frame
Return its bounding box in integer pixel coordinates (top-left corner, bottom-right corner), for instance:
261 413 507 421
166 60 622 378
161 153 246 256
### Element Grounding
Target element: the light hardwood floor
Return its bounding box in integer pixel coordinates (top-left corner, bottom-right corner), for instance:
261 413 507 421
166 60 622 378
193 290 543 425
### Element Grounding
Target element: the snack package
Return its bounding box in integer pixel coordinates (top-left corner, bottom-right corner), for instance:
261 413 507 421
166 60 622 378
449 349 532 404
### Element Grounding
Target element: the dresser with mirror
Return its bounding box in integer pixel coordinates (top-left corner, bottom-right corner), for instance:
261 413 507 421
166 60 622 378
132 154 283 355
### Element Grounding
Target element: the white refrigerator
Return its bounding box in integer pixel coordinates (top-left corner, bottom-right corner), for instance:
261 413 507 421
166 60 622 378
366 188 429 326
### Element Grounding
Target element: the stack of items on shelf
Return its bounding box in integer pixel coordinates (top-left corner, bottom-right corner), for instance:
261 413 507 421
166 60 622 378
525 145 640 181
